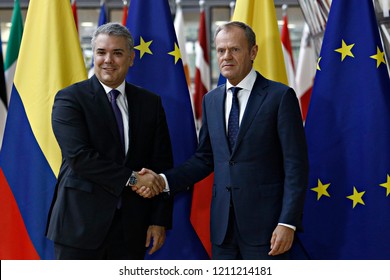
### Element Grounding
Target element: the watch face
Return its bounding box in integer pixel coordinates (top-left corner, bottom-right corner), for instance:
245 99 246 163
129 175 137 186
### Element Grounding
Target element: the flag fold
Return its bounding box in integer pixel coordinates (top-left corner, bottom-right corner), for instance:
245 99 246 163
300 0 390 259
0 0 86 259
126 0 208 260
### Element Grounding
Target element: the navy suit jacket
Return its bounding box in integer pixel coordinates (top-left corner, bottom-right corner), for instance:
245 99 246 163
166 72 308 246
46 75 173 250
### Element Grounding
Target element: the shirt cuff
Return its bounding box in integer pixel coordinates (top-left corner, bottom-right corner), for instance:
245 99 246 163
159 173 170 192
278 223 296 231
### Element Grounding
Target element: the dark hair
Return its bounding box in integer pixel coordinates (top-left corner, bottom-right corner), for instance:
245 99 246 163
91 22 134 52
214 21 256 50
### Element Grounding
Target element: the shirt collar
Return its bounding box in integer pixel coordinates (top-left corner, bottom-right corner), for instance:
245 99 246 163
99 80 126 96
226 68 257 92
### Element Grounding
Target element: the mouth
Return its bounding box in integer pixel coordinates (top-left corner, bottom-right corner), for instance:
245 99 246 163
103 66 116 72
222 63 234 69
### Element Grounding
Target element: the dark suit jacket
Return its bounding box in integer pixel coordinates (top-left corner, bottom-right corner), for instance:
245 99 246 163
165 72 308 246
46 75 173 250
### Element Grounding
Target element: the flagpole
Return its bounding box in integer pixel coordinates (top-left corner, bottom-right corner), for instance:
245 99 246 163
122 0 128 26
297 0 330 57
229 1 235 18
282 3 287 17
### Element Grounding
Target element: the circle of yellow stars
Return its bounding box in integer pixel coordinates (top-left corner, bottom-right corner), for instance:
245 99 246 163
316 39 387 71
133 36 182 64
311 174 390 209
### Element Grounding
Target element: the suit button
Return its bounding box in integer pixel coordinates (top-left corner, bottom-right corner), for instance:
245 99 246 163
226 186 231 191
229 161 235 166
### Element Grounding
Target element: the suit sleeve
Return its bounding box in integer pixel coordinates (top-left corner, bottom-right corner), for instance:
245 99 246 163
165 96 214 194
52 88 131 197
277 88 309 231
148 97 174 228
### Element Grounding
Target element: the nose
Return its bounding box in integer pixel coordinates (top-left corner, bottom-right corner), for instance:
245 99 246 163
222 49 233 60
104 53 113 63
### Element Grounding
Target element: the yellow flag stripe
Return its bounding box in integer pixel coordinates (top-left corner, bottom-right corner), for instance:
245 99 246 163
14 0 87 176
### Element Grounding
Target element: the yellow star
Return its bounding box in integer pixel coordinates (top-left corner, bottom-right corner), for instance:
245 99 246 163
379 174 390 196
370 46 386 68
168 42 181 64
134 36 153 58
311 179 331 200
346 186 365 208
317 57 322 71
335 39 355 61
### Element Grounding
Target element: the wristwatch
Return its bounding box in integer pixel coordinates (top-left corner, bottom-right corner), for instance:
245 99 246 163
128 171 138 186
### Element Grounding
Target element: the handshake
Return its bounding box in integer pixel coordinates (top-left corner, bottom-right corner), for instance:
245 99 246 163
131 168 167 198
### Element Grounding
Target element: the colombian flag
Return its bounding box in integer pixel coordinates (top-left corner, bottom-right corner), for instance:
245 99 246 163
0 0 86 259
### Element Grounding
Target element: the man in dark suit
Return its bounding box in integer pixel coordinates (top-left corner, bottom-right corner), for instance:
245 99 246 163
136 21 308 260
46 23 173 260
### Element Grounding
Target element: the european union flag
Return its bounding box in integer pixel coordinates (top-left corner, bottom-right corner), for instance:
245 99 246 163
125 0 208 259
300 0 390 259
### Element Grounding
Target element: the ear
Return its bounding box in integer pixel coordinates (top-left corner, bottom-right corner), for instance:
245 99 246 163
250 44 258 61
129 50 135 67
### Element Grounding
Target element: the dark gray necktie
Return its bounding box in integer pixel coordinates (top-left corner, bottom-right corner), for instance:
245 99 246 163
109 89 124 147
227 87 241 150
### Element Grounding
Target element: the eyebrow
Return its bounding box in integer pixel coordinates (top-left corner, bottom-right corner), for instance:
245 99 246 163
95 48 125 52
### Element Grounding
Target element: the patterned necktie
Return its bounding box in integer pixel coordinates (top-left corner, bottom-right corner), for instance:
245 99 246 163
227 87 241 151
109 89 124 147
110 89 124 209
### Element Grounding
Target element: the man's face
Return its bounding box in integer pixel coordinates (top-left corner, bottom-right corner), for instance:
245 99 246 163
215 26 258 85
93 34 134 88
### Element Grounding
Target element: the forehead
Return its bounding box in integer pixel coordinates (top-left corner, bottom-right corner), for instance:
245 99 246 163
94 34 128 49
215 26 248 47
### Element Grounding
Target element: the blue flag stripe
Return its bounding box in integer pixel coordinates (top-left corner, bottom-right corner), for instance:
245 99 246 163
0 87 56 259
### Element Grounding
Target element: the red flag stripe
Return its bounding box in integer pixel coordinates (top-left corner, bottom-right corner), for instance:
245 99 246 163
0 168 40 259
190 174 213 257
193 9 210 120
299 86 312 121
122 3 128 26
190 6 212 258
295 24 316 121
281 15 295 70
281 14 296 89
71 0 78 32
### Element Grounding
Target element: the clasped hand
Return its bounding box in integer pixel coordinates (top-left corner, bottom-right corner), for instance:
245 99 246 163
131 168 165 198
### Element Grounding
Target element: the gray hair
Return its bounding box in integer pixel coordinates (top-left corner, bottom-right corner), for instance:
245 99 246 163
214 21 256 50
91 22 134 52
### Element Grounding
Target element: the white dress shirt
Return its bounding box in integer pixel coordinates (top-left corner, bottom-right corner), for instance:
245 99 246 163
99 80 129 154
225 68 257 132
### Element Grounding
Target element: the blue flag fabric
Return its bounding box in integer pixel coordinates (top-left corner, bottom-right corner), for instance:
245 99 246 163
299 0 390 259
97 2 107 26
125 0 208 259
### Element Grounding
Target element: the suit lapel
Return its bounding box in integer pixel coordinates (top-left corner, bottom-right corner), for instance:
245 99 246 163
232 73 268 155
90 75 125 155
214 84 231 152
124 83 134 157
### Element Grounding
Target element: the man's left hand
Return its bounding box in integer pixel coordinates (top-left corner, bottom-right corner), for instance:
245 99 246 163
145 225 166 255
268 225 294 256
